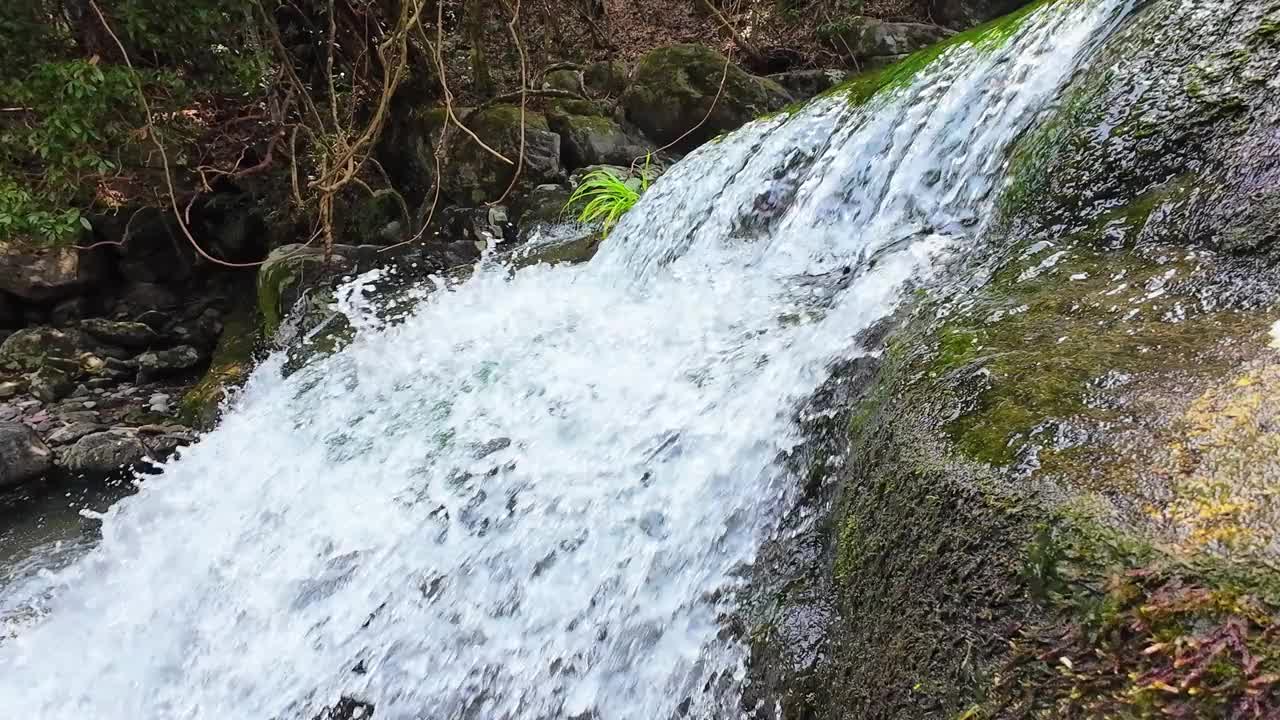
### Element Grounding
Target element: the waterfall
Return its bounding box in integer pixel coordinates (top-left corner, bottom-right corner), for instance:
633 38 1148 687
0 2 1130 718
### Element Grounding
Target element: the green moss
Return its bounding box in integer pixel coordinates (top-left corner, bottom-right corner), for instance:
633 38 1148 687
256 256 295 335
933 236 1260 467
178 301 259 430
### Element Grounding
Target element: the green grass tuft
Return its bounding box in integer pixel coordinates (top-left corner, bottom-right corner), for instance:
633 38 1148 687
563 159 652 236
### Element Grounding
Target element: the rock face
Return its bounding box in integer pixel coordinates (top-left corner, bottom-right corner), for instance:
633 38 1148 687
0 421 53 488
747 2 1280 719
0 242 105 303
931 0 1034 29
623 44 793 153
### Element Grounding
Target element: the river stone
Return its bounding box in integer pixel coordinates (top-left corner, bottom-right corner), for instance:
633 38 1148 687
80 318 159 349
545 111 654 170
623 44 792 154
135 345 204 379
0 421 53 487
0 241 107 303
0 380 22 399
61 431 149 476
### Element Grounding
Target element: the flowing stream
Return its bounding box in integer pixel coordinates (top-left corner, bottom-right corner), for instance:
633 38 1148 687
0 2 1131 717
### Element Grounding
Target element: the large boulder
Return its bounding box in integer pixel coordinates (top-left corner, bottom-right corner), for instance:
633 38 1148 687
441 106 563 205
135 345 204 380
931 0 1034 29
0 241 107 303
623 44 793 154
545 110 654 170
79 318 159 349
387 106 565 207
0 327 81 373
0 421 53 488
583 60 628 99
257 244 362 334
822 17 954 65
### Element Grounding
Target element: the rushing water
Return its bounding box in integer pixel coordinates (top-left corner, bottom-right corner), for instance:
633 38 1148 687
0 3 1131 718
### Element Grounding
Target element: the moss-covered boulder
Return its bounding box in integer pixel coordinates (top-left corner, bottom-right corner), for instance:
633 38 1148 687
822 17 955 65
748 1 1280 718
545 109 654 170
444 106 563 205
583 60 628 99
256 244 364 336
623 44 792 154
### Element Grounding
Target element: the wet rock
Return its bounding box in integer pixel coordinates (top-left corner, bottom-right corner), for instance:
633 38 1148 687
61 431 149 476
257 244 361 334
179 303 259 430
80 318 160 349
623 44 792 153
0 241 107 303
511 184 575 240
135 346 204 380
0 421 53 488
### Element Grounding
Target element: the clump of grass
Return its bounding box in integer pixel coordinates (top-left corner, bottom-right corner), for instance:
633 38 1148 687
563 158 652 236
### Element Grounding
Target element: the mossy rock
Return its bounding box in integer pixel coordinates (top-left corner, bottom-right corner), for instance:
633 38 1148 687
622 44 792 154
440 106 563 205
544 110 653 170
178 301 259 431
583 60 628 98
